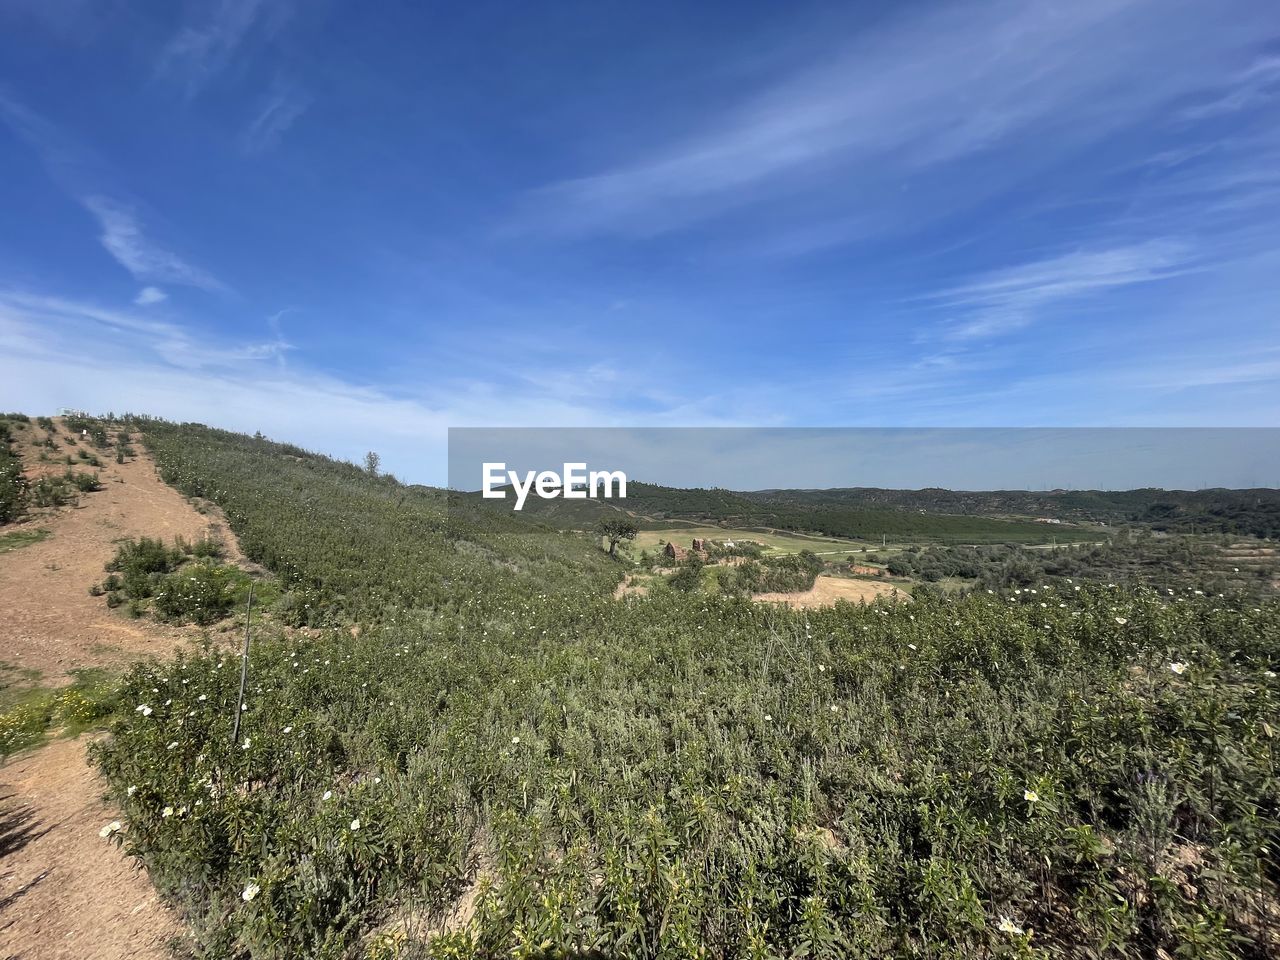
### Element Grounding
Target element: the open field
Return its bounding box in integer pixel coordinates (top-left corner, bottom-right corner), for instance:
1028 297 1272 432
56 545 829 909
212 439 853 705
753 573 906 607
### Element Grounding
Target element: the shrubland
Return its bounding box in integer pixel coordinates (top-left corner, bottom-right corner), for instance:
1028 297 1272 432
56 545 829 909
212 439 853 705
884 534 1278 599
78 418 1279 959
0 417 25 523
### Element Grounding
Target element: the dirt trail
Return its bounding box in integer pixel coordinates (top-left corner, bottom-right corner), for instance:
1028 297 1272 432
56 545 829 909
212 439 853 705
0 419 240 959
0 738 183 960
0 419 241 684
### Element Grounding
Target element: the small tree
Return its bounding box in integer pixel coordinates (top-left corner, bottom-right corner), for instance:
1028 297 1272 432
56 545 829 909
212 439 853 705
363 451 380 476
596 517 638 558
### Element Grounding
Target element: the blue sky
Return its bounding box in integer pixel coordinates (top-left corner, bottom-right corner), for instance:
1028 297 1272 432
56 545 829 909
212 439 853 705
1 0 1278 484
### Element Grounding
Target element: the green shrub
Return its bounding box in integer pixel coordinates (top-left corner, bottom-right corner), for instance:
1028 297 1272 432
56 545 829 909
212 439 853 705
0 431 25 523
30 475 73 508
67 469 101 491
153 562 244 625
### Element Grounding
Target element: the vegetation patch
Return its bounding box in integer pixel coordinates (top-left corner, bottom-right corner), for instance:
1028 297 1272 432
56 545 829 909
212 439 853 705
0 668 124 758
96 535 258 625
0 417 27 523
0 527 50 554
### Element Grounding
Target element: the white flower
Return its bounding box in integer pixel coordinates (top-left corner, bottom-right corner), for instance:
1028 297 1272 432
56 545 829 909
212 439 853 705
99 820 121 838
511 736 521 745
373 777 382 784
817 664 826 673
242 881 260 902
242 738 251 750
1024 789 1040 803
763 714 773 722
997 917 1025 935
126 785 137 796
282 725 293 734
1170 662 1188 675
322 790 333 801
1115 617 1128 625
167 741 178 750
162 806 174 818
349 818 361 831
198 694 207 702
829 704 839 713
135 704 153 716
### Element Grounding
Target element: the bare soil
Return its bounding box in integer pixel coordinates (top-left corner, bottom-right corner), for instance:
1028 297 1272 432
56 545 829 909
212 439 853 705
754 575 904 609
0 419 245 960
0 420 241 684
0 737 185 960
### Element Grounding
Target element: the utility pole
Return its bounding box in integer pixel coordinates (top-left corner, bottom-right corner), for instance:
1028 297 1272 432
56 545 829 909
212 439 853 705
231 584 255 746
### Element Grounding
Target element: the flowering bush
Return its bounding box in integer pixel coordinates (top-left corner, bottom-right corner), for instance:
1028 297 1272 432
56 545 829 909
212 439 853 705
0 669 122 757
153 561 244 625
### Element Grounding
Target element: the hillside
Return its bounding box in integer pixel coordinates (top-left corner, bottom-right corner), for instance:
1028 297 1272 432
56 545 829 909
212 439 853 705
491 479 1280 544
742 486 1280 537
1 415 1277 959
138 417 621 621
479 480 1105 544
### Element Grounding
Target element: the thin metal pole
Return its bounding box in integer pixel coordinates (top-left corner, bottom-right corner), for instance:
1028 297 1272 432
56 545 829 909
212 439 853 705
231 583 255 746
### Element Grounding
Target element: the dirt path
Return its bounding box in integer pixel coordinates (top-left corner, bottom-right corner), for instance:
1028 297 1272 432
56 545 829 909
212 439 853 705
754 575 904 609
0 418 243 960
0 737 184 960
0 419 241 685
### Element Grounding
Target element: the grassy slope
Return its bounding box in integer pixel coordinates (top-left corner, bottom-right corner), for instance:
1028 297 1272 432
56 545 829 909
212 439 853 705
79 419 1280 959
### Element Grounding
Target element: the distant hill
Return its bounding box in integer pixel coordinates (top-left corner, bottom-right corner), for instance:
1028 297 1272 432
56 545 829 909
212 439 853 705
739 487 1280 538
478 479 1280 542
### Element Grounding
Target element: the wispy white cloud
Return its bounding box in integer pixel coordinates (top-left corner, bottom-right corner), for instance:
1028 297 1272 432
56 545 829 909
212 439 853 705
134 286 168 306
515 0 1275 239
240 82 309 154
928 240 1197 340
1180 55 1280 120
0 287 746 481
0 290 281 369
157 0 278 96
82 196 223 291
0 93 226 294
